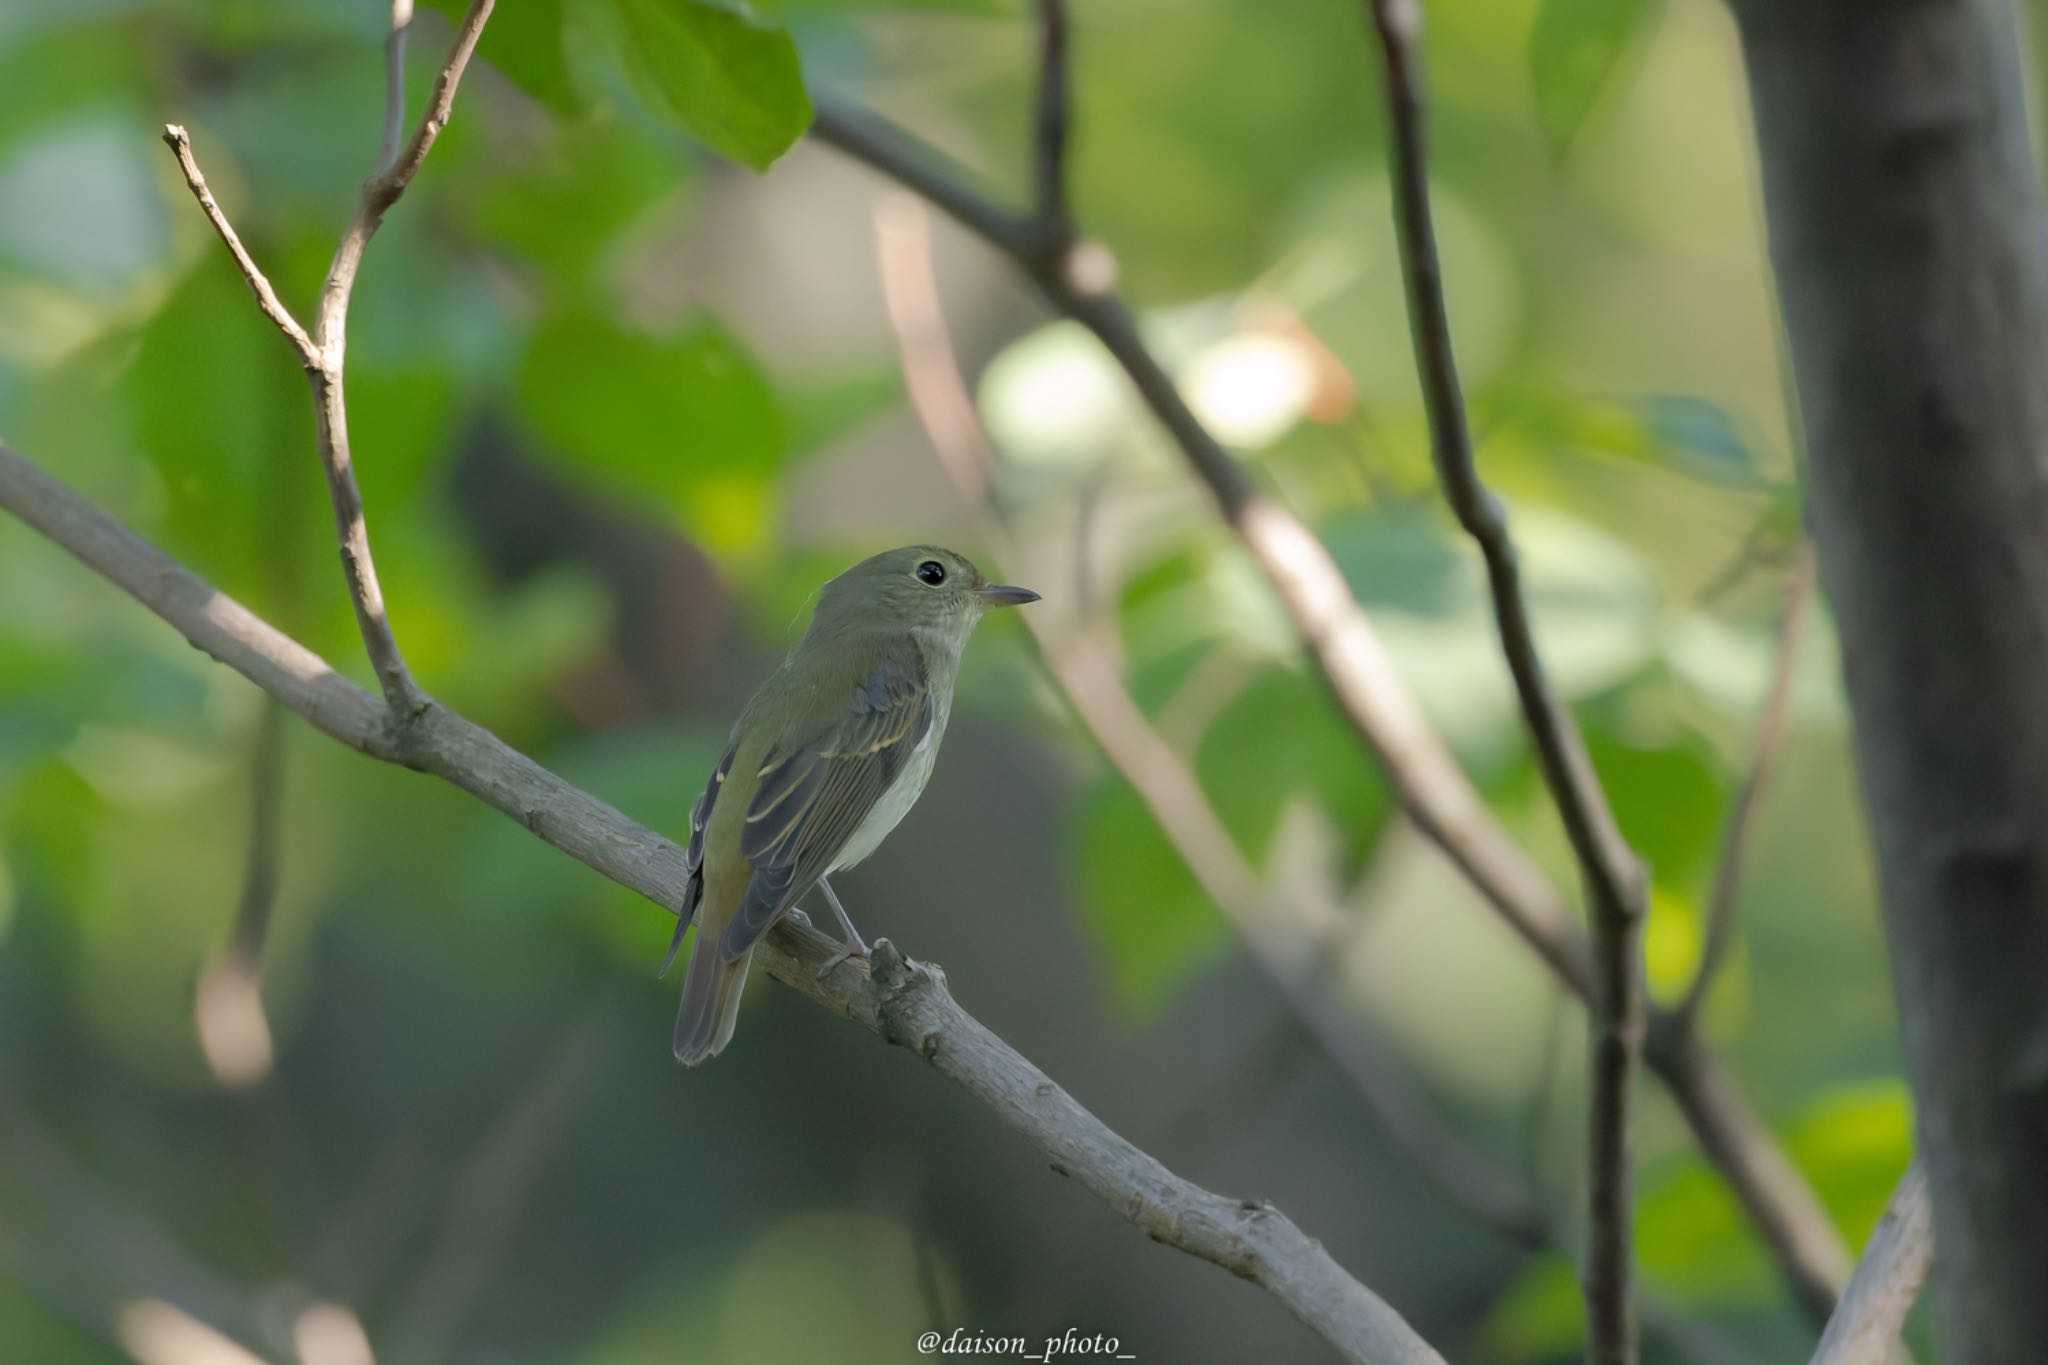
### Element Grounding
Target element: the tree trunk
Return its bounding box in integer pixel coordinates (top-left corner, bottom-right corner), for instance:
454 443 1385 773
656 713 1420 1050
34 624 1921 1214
1731 1 2048 1359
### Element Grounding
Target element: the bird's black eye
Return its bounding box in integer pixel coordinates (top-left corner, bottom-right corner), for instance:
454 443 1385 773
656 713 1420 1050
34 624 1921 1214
915 559 947 586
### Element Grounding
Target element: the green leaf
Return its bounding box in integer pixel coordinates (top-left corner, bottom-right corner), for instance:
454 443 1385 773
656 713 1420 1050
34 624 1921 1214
1196 665 1390 881
612 0 811 170
1324 507 1661 752
1482 1255 1584 1360
1784 1079 1915 1246
125 261 326 605
1489 384 1772 489
1070 778 1229 1014
424 0 583 115
470 118 685 281
1529 0 1655 156
487 0 583 115
1583 729 1726 892
515 306 787 554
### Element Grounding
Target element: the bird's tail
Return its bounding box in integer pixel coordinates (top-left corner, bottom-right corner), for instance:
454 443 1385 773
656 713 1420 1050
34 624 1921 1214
673 932 752 1066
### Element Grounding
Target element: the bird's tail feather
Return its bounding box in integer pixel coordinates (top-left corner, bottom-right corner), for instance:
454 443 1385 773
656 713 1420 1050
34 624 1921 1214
673 934 751 1066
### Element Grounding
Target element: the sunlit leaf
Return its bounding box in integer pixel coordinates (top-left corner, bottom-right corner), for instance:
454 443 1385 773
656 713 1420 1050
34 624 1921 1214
1785 1079 1915 1245
1482 1254 1583 1360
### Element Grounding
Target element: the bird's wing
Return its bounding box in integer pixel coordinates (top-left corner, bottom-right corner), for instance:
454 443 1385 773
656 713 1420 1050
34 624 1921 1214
721 641 932 959
657 734 736 977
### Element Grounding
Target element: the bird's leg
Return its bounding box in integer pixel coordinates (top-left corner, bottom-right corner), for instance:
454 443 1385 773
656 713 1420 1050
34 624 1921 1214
813 875 870 977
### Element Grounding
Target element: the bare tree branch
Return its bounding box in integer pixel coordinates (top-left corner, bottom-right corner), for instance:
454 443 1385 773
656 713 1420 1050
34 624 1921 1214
1810 1165 1932 1365
159 126 318 366
0 438 1445 1365
1359 4 1645 1358
309 0 493 713
161 0 491 716
1676 543 1816 1029
810 82 1854 1333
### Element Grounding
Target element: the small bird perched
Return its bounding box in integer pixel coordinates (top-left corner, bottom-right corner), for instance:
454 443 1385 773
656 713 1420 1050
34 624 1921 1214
661 545 1039 1064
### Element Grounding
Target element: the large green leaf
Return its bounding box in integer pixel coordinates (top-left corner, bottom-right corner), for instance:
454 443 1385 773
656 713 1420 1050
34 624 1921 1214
612 0 811 170
424 0 584 115
515 306 787 553
1529 0 1657 156
124 261 327 607
1070 777 1229 1014
1196 663 1390 881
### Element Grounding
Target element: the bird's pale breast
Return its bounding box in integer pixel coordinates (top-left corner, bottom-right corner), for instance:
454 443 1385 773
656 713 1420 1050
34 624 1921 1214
829 686 951 873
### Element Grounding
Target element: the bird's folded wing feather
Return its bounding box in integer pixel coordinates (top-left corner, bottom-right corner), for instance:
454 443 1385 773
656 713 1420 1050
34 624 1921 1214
722 642 932 958
657 734 737 976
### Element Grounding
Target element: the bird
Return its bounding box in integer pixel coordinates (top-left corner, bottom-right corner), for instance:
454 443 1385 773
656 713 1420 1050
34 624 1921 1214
660 545 1039 1064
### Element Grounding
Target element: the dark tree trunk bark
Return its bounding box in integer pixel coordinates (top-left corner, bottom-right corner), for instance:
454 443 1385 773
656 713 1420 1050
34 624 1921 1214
1731 1 2048 1359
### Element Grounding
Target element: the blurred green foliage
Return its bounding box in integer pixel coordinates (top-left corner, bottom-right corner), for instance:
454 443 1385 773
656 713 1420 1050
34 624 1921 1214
0 0 2000 1360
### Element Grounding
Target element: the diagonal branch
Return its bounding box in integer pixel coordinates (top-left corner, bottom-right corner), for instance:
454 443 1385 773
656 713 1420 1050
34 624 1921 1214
1360 3 1645 1360
0 438 1443 1365
1809 1164 1931 1365
1675 542 1815 1030
159 126 318 366
160 0 491 717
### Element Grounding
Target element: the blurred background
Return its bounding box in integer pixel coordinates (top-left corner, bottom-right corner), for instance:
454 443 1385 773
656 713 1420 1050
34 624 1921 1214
4 0 2034 1360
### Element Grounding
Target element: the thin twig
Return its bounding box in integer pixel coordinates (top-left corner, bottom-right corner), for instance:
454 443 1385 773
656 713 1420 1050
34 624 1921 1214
192 699 289 1090
309 0 495 713
159 126 318 365
230 698 289 961
161 3 491 715
380 1 416 174
1031 0 1073 237
0 438 1444 1365
1361 4 1645 1359
1675 542 1815 1028
808 86 1854 1327
1809 1165 1932 1365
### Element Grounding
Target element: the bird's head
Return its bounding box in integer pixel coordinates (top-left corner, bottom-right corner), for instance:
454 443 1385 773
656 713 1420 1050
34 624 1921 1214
809 545 1039 646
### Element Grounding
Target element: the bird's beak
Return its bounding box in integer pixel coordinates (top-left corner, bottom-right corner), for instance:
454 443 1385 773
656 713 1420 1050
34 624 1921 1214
974 583 1041 609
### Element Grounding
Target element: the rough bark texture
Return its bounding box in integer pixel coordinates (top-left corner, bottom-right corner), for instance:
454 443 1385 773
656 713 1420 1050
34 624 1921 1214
1732 1 2048 1359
